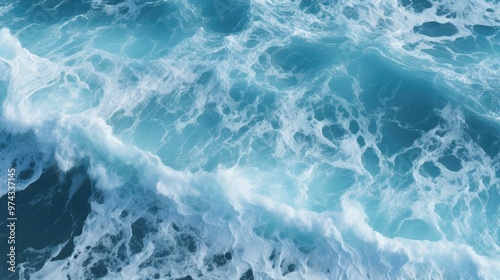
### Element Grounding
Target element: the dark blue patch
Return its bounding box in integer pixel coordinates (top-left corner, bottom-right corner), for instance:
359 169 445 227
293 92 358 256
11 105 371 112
322 124 346 139
400 0 433 13
0 166 92 279
266 37 341 76
464 115 500 158
300 0 322 14
90 261 108 279
380 123 421 157
240 269 254 280
355 53 444 156
472 25 497 37
342 6 359 20
435 5 457 18
394 148 421 174
420 161 441 177
363 147 380 176
357 136 365 147
196 0 250 35
414 22 459 37
452 36 478 53
132 2 181 46
213 252 232 267
438 155 462 172
349 120 360 134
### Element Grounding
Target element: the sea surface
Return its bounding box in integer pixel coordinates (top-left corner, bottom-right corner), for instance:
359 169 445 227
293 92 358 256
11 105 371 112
0 0 499 279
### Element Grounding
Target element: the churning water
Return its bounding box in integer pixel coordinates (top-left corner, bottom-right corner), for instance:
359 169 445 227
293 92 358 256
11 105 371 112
0 0 499 279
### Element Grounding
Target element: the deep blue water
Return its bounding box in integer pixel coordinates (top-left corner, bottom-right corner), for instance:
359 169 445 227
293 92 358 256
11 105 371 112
0 0 499 279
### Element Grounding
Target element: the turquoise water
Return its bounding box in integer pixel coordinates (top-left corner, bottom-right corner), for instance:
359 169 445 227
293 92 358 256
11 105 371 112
0 0 499 279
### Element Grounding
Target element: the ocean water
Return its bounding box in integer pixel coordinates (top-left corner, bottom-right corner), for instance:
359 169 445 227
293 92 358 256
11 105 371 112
0 0 499 279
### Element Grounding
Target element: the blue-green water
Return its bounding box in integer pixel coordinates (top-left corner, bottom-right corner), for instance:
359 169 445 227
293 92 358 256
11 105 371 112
0 0 499 279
